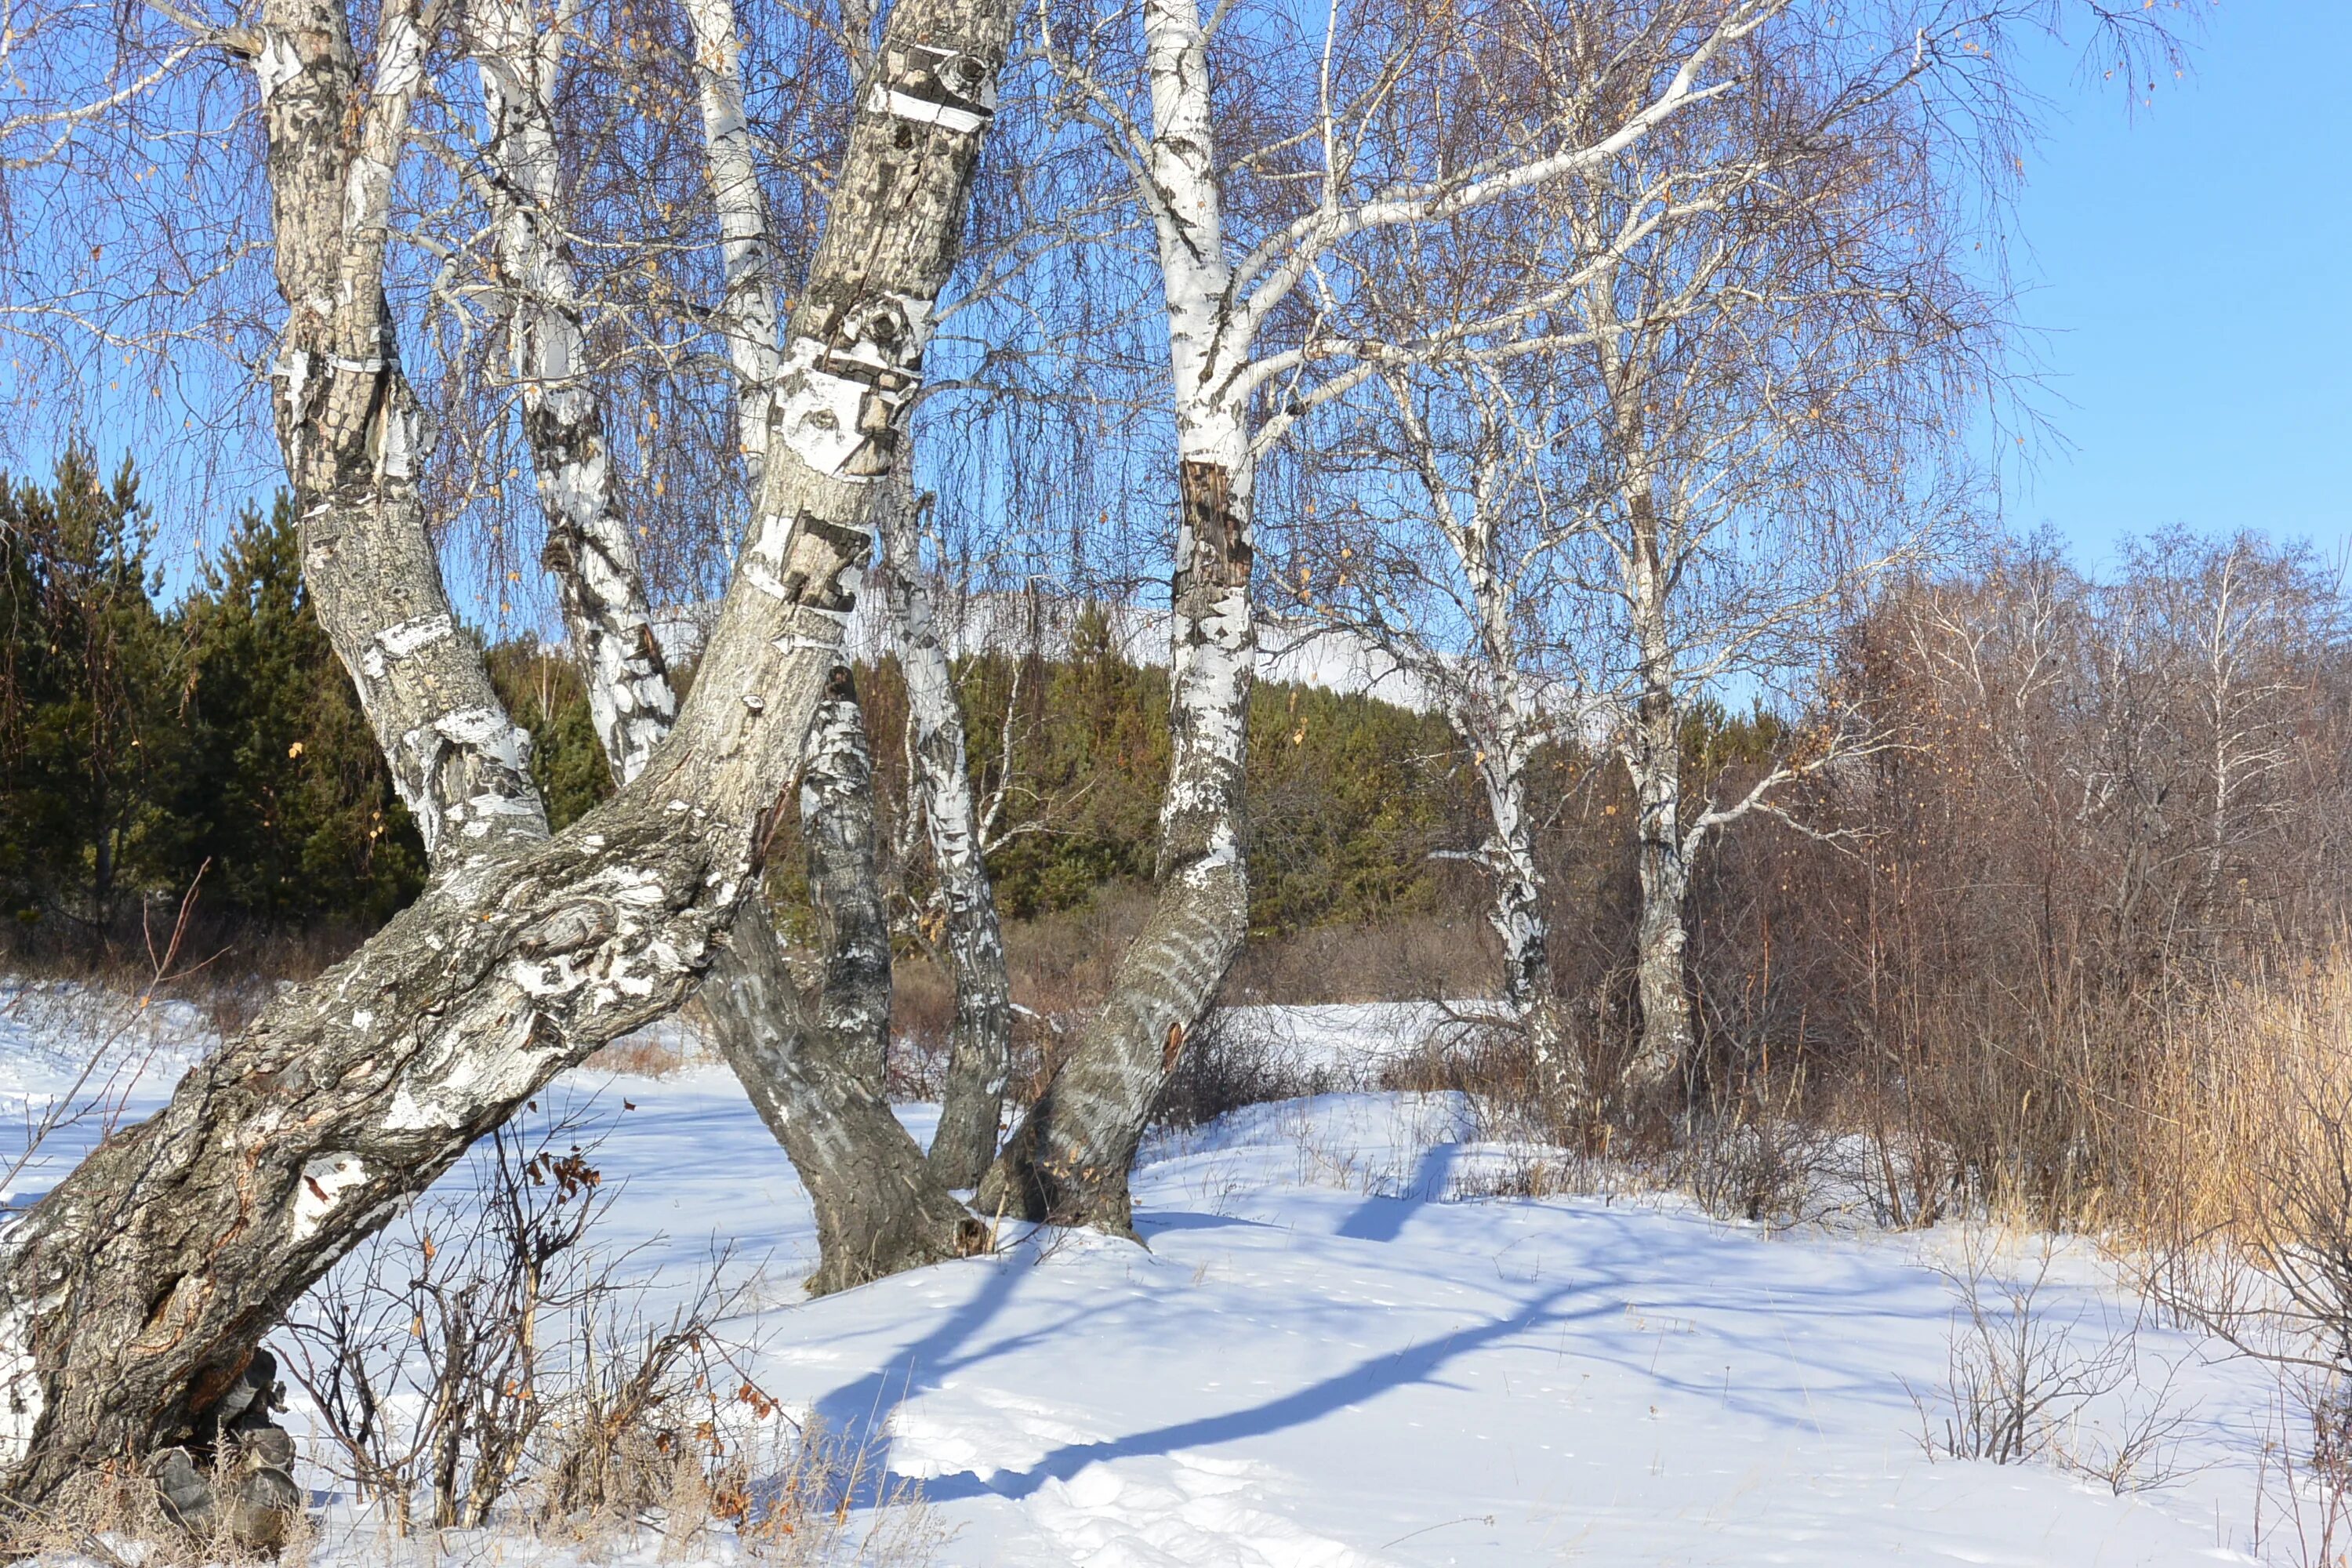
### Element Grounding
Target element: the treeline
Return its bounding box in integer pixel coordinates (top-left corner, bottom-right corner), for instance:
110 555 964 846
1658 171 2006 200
0 448 1522 955
0 448 623 948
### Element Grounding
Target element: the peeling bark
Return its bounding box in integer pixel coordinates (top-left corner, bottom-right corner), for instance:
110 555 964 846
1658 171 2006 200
879 478 1010 1186
0 0 1015 1504
467 0 677 788
263 0 542 886
470 0 966 1290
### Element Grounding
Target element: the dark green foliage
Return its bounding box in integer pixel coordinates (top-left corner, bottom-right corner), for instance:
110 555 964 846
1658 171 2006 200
485 641 615 832
0 445 186 928
174 497 425 924
0 451 434 942
862 603 1480 938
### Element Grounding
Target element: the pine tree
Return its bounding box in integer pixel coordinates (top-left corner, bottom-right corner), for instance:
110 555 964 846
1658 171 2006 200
0 445 183 931
178 496 426 924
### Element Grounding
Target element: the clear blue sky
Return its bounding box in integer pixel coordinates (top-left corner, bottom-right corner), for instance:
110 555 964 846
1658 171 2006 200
2007 2 2349 568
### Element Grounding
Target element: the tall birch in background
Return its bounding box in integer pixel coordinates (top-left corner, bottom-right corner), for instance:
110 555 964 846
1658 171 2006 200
1540 44 1994 1112
1305 361 1577 1041
465 0 975 1289
0 0 1019 1513
980 0 1791 1229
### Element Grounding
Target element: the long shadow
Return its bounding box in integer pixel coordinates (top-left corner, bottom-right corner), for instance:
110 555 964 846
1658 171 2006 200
808 1238 1035 1450
1335 1140 1458 1243
913 1275 1611 1505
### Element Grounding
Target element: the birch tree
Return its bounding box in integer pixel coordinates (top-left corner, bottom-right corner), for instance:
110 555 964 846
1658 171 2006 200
0 0 1018 1521
1535 35 1994 1112
682 0 1018 1182
978 0 1795 1229
1300 359 1579 1057
464 0 974 1288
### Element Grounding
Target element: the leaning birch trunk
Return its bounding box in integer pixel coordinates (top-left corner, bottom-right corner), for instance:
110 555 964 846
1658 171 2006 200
0 0 1014 1511
468 0 967 1289
692 0 1010 1182
880 479 1011 1185
976 0 1252 1232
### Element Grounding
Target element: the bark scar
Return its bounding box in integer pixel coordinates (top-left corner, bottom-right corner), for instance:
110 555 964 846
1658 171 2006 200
1178 459 1249 591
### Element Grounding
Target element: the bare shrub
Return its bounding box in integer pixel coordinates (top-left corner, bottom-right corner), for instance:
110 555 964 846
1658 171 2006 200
1151 1009 1334 1132
1677 1072 1828 1228
1911 1233 2191 1493
276 1104 626 1530
583 1020 708 1080
272 1099 943 1561
1221 915 1499 1007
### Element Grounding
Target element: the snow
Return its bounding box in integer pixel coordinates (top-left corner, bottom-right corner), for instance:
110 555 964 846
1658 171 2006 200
0 985 2299 1563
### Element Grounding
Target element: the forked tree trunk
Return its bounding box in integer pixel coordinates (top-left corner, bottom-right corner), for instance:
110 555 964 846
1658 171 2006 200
700 895 981 1294
880 481 1011 1187
0 0 1014 1508
470 0 966 1290
693 0 1005 1189
975 0 1253 1232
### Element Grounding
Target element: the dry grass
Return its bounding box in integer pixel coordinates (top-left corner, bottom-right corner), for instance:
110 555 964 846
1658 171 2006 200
1 1458 319 1566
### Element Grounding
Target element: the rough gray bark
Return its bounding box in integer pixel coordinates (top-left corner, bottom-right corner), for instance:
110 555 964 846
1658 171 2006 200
699 895 980 1294
470 0 967 1290
0 0 1014 1507
880 485 1011 1187
800 663 895 1089
267 0 543 886
1623 677 1693 1109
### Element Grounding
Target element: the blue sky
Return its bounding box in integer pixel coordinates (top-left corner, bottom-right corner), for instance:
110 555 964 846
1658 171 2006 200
2005 2 2349 568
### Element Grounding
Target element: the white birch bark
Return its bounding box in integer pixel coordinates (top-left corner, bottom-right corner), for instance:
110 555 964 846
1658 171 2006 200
983 0 1769 1226
0 0 1016 1505
264 0 545 886
680 0 783 485
467 0 972 1287
469 0 677 786
977 0 1256 1231
880 477 1013 1186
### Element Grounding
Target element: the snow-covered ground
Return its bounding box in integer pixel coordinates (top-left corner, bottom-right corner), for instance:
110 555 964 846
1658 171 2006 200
0 984 2303 1563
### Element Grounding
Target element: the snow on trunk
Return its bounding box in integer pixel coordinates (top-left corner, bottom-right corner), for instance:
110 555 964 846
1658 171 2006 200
879 478 1011 1187
978 0 1253 1232
0 0 1015 1507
